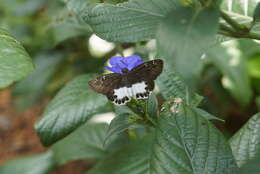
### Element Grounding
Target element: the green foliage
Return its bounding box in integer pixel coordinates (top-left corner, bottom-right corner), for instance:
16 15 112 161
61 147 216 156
12 52 63 109
157 7 219 86
35 74 109 146
83 0 180 42
152 104 238 174
230 113 260 168
157 64 203 106
104 112 135 146
50 10 92 45
0 28 34 88
207 45 252 106
53 123 108 165
87 136 154 174
1 0 260 173
147 93 159 118
253 2 260 23
87 104 239 174
0 152 55 174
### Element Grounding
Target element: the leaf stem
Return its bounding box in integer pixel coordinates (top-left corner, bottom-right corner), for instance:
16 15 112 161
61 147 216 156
219 23 236 33
116 43 124 57
220 11 249 32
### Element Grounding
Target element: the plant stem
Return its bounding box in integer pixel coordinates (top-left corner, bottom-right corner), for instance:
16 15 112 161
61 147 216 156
247 32 260 40
116 43 124 57
219 24 236 33
220 11 249 32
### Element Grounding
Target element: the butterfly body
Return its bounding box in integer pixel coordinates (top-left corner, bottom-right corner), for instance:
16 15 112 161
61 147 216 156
88 59 163 105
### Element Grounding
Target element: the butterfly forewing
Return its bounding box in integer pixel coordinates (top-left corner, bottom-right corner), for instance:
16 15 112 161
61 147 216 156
128 59 163 82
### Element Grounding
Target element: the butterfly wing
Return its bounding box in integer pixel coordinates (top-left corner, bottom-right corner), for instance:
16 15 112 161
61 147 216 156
121 59 163 100
127 59 163 83
88 59 163 105
88 73 122 95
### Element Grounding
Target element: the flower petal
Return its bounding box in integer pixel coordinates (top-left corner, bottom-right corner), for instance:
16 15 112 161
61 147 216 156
124 55 142 65
109 56 126 69
125 55 144 70
104 66 122 74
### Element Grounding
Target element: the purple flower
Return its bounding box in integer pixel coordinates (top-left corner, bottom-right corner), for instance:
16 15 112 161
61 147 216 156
105 55 144 74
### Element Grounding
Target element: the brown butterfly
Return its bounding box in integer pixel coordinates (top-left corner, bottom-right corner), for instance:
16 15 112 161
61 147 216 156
88 59 163 105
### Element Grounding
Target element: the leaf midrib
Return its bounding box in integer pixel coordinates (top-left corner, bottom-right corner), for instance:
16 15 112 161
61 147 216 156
97 3 164 18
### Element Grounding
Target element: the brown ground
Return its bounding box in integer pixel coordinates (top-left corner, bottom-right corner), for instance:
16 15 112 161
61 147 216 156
0 89 91 174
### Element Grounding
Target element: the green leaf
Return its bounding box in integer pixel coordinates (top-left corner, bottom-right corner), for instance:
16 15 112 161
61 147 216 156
240 156 260 174
247 55 260 78
238 39 260 58
87 136 154 174
147 93 158 118
253 2 260 22
157 65 203 106
12 52 63 109
87 105 239 174
207 45 252 106
0 28 34 89
151 104 239 174
35 74 109 146
53 123 108 165
62 0 95 14
229 113 260 168
114 105 136 115
104 112 136 147
50 9 92 45
194 108 224 122
256 96 260 111
2 0 47 15
0 152 55 174
157 7 219 87
83 0 180 42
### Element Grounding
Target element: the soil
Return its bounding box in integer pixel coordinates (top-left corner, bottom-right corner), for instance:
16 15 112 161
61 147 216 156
0 89 91 174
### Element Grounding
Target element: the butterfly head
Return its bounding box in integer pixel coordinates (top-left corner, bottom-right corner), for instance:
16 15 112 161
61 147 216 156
121 68 129 74
105 55 144 74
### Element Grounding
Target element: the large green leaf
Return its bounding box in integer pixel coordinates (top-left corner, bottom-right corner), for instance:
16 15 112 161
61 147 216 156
50 9 92 45
151 104 239 174
53 123 108 165
83 0 180 42
0 28 34 89
157 7 219 87
240 156 260 174
104 112 137 147
87 136 154 174
2 0 47 15
157 64 203 106
62 0 96 14
87 105 238 174
206 45 252 106
35 74 108 146
229 113 260 168
147 93 159 119
0 152 55 174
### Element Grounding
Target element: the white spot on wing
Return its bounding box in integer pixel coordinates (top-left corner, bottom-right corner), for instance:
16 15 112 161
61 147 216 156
113 81 149 105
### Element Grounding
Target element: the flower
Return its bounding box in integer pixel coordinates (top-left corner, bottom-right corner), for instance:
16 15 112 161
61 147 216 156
105 55 144 74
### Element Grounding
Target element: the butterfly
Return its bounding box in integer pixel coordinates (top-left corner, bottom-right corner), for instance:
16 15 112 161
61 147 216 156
88 59 163 105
